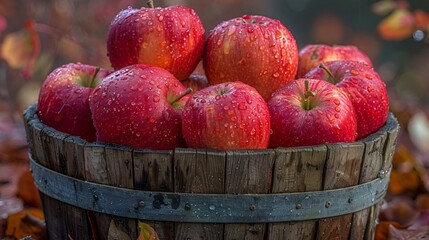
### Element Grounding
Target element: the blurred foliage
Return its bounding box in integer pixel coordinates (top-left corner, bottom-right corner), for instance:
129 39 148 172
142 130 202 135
0 0 429 239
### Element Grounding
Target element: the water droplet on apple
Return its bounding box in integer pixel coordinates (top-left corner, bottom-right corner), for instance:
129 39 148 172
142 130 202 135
247 27 254 33
272 72 280 78
158 15 164 21
153 96 160 102
250 128 256 136
107 99 113 105
147 21 153 26
238 102 247 110
351 69 359 76
334 113 339 119
335 106 340 112
217 114 224 120
223 105 230 111
365 74 373 80
148 117 156 123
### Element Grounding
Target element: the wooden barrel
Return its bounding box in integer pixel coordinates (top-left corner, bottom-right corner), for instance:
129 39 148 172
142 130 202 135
24 104 399 240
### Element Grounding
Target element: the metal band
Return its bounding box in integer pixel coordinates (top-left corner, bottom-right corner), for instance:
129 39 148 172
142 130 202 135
30 155 389 223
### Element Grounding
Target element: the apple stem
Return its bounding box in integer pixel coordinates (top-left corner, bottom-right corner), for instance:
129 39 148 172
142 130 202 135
147 0 155 8
171 88 192 105
303 80 316 110
319 64 337 84
89 67 101 88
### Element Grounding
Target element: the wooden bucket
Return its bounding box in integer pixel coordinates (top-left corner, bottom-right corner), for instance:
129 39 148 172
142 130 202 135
24 104 399 240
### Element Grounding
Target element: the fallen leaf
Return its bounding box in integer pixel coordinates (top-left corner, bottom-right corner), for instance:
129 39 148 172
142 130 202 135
414 9 429 30
375 221 403 240
16 170 42 208
416 194 429 211
409 210 429 230
388 170 421 195
0 19 40 79
378 8 415 41
388 224 429 239
379 197 419 226
371 1 397 16
5 208 46 239
137 221 159 240
408 111 429 156
107 220 131 240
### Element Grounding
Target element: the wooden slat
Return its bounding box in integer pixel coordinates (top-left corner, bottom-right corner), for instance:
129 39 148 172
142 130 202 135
174 148 226 240
316 142 365 240
134 149 174 240
364 116 400 240
268 145 327 240
106 145 137 239
223 150 275 240
349 132 387 240
38 124 69 240
84 143 111 239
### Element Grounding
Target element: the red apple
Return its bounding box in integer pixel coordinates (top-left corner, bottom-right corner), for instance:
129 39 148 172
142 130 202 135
37 63 111 142
268 78 357 148
304 60 389 139
106 1 205 80
182 81 270 150
296 44 372 78
89 64 191 150
203 15 298 100
180 71 209 92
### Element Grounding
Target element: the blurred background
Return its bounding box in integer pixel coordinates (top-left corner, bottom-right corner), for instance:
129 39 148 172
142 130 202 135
0 0 429 238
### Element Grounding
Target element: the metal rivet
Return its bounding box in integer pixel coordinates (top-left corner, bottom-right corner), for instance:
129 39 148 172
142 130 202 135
348 198 353 203
124 159 130 164
249 204 257 211
378 169 386 179
93 194 99 201
296 204 302 209
325 201 331 208
184 203 191 211
139 201 145 208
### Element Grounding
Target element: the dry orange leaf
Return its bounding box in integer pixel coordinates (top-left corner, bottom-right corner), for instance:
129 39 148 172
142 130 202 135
388 170 421 195
0 20 40 79
416 194 429 211
375 221 403 240
414 9 429 30
137 221 159 240
17 170 42 208
378 8 415 41
5 208 46 239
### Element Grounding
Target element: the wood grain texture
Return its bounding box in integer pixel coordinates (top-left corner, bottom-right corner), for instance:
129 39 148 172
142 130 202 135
134 149 174 240
350 133 387 240
23 104 400 240
174 148 226 240
268 145 327 240
223 150 275 240
317 142 365 240
84 143 111 240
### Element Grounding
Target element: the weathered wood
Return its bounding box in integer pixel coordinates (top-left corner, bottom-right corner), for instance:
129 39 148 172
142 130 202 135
37 124 69 240
349 132 387 240
174 148 226 240
108 145 137 239
134 149 174 240
84 143 111 240
268 145 327 240
223 150 275 240
24 104 400 240
317 142 365 240
365 115 400 240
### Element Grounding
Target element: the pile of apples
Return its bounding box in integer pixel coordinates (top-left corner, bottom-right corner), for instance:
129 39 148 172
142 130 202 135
37 1 389 150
